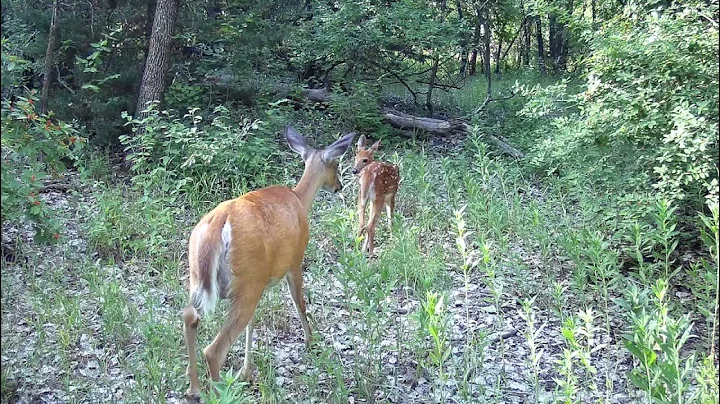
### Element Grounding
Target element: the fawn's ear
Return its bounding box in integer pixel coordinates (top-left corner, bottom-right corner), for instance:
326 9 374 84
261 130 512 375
285 126 311 160
369 140 381 153
357 134 367 149
323 132 356 162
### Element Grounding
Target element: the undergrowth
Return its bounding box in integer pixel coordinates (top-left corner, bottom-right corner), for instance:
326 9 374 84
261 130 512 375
1 124 717 403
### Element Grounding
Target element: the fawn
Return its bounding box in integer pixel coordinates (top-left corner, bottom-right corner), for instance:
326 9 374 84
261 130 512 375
182 126 355 397
352 134 400 255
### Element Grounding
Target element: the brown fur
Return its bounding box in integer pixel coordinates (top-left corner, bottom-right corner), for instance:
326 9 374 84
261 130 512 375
353 135 401 255
182 127 354 397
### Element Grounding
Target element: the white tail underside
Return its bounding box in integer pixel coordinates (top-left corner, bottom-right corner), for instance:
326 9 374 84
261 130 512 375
191 221 232 316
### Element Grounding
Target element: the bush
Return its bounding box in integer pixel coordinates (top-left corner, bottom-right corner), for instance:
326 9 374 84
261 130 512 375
516 1 719 229
330 82 391 136
0 91 85 242
586 1 719 204
119 104 281 203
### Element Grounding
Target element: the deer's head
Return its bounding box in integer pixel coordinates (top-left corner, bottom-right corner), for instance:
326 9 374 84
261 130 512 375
352 134 380 175
285 126 355 193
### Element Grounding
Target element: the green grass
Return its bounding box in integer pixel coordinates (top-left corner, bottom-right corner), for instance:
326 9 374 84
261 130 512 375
1 128 718 403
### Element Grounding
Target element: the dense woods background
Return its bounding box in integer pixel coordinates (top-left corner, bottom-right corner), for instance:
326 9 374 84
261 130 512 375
1 0 718 402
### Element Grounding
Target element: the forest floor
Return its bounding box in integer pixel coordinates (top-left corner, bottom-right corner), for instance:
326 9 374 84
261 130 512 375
0 133 710 403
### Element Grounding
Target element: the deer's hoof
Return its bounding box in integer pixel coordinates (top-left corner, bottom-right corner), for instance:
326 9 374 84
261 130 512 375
240 365 255 382
186 387 201 401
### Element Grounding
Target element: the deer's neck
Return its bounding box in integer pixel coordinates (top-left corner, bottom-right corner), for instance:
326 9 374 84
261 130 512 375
292 164 323 214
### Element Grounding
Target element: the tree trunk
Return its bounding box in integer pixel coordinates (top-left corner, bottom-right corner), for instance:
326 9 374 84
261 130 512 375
500 20 525 67
535 15 546 74
557 19 568 70
548 13 558 71
425 0 446 117
482 13 491 96
456 0 468 77
468 12 482 76
559 0 572 71
135 0 179 117
473 2 492 93
495 35 502 74
592 0 596 26
426 57 439 117
469 49 478 75
40 0 59 115
522 15 531 66
520 0 531 67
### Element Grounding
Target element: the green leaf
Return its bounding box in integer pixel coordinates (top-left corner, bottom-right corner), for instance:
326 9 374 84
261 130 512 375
82 84 100 92
627 370 650 391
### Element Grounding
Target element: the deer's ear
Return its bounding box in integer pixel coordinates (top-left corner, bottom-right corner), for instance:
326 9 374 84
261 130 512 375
323 132 356 162
357 134 367 149
285 126 310 159
369 140 381 153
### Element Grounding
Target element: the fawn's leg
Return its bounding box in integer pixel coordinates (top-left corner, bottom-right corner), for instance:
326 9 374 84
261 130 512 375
385 193 396 233
357 184 367 236
365 198 383 255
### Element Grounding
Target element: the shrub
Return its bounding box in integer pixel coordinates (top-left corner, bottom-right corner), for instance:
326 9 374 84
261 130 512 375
0 91 84 242
119 104 280 202
586 1 719 204
516 1 719 230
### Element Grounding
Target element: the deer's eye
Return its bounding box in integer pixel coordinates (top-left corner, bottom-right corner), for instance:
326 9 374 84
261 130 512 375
362 158 368 163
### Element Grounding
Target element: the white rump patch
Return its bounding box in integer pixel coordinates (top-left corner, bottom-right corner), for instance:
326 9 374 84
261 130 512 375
221 221 232 248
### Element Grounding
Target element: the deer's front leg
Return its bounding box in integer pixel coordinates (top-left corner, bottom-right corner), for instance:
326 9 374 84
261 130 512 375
364 198 383 255
357 186 367 237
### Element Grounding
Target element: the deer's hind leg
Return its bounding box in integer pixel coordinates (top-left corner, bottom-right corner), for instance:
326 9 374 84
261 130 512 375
183 305 201 398
385 193 396 233
203 283 264 382
364 198 383 255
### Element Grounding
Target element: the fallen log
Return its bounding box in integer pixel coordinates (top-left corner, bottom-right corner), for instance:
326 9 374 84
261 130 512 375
479 131 525 159
381 108 465 135
264 81 525 159
382 108 525 159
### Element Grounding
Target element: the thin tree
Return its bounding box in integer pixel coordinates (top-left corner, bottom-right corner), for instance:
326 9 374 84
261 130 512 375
425 0 447 117
457 0 468 76
549 13 558 71
521 0 531 66
482 9 491 95
494 24 503 74
535 15 546 74
40 0 59 115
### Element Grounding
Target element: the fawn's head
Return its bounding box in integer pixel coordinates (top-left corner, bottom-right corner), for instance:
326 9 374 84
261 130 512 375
352 134 381 175
285 126 355 193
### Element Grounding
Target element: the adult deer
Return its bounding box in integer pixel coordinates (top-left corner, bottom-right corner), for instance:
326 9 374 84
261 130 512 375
352 135 400 255
182 126 355 398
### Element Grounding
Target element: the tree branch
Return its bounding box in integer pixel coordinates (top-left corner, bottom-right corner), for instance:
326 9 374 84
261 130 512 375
459 90 515 120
